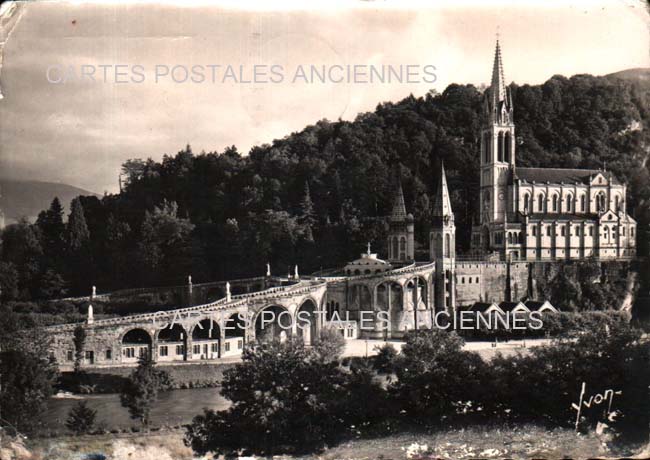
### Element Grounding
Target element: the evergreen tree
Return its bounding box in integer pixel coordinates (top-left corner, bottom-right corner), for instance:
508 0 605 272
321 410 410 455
299 181 316 242
73 325 87 374
67 198 90 252
36 197 66 260
120 354 172 428
65 401 96 435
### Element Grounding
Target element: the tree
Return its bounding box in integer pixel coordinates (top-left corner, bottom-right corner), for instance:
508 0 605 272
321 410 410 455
65 401 97 434
311 327 346 363
0 346 58 433
390 329 488 418
73 325 87 373
185 340 347 456
120 354 172 428
36 197 66 268
67 198 91 252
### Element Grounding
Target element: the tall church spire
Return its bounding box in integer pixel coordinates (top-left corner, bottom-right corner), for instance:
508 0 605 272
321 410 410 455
489 39 513 125
432 159 453 222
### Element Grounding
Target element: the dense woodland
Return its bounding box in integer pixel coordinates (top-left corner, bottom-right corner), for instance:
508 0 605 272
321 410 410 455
1 72 649 303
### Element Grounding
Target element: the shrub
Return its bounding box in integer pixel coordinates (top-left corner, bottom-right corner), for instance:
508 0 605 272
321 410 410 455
373 343 398 374
65 401 97 434
390 329 489 420
185 339 384 456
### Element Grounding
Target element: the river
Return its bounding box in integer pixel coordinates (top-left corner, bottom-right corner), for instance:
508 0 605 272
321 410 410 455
43 388 230 433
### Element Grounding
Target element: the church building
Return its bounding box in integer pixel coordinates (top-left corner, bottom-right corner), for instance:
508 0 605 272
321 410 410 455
470 40 636 261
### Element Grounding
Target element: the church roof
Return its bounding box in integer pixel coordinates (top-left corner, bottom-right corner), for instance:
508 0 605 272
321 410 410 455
432 160 453 220
513 167 621 186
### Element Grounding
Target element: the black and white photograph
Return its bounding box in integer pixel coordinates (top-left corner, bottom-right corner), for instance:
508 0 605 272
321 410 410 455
0 0 649 458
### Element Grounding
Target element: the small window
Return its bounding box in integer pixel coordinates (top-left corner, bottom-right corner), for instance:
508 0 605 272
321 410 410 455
238 340 243 350
105 350 112 360
159 345 168 357
546 226 551 237
476 277 479 283
631 228 635 237
66 350 73 362
575 227 580 237
225 342 230 352
560 226 565 237
211 343 219 353
193 344 200 354
589 227 593 236
176 345 184 355
532 226 536 236
468 277 472 284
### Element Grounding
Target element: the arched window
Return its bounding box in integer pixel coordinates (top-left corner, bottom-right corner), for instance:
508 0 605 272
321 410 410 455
604 226 610 241
546 226 551 237
523 194 531 213
504 132 511 163
615 196 620 212
597 192 606 212
537 194 545 213
391 237 398 259
399 237 406 260
580 194 586 212
508 232 513 244
552 194 559 212
445 234 451 256
497 132 504 162
566 195 573 213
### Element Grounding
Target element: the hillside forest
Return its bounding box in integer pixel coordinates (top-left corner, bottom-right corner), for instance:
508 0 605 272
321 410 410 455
0 72 649 312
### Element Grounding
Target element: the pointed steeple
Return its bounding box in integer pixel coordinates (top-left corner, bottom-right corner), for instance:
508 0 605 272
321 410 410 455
390 164 407 221
432 159 453 222
488 38 513 125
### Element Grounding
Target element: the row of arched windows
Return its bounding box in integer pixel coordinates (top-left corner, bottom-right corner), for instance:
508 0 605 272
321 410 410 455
523 192 617 214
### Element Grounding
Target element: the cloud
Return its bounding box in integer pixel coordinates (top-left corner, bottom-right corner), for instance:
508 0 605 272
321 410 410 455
0 2 647 193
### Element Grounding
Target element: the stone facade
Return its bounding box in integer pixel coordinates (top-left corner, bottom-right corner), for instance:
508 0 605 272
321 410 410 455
471 40 636 261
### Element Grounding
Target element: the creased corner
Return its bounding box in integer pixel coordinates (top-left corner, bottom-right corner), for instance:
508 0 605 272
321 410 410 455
0 1 26 100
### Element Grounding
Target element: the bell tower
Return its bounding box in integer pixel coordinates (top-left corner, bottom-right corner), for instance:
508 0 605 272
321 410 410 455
479 39 515 230
430 159 455 311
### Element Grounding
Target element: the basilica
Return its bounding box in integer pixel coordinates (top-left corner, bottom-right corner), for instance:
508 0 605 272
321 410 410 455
469 40 636 261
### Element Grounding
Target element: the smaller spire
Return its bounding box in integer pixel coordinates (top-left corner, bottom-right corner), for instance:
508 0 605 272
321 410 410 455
432 159 454 222
390 163 407 220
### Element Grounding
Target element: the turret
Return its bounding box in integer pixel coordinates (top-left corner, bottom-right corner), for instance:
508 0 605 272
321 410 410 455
387 164 414 262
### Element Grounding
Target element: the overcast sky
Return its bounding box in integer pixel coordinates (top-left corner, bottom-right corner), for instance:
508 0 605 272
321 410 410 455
0 0 648 194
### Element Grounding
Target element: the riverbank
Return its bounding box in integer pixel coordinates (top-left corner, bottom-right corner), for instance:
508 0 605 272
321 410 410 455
26 424 650 460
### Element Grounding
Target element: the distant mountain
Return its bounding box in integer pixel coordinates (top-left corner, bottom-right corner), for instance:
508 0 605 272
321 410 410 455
606 68 650 82
0 179 99 224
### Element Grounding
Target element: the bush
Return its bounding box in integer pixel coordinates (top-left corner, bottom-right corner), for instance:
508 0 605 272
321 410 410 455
373 343 398 374
488 322 650 439
390 329 489 420
65 401 97 434
185 339 385 456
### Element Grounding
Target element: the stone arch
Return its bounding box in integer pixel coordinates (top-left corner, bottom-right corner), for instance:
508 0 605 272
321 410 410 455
296 298 318 345
156 323 187 361
191 318 221 360
121 328 152 362
254 305 292 344
224 313 246 338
